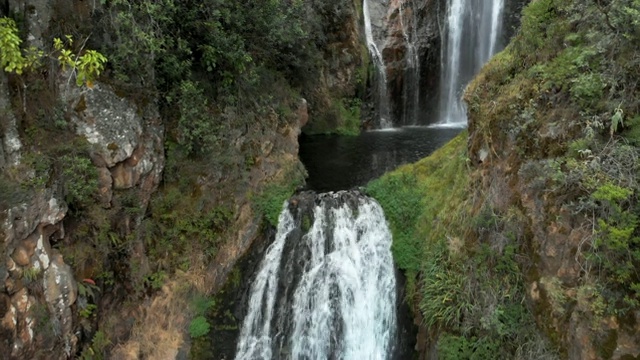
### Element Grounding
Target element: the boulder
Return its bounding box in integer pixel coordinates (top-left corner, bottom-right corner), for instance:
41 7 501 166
63 83 143 168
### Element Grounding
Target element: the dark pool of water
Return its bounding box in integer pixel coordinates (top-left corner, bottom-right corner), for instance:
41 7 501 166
299 126 462 192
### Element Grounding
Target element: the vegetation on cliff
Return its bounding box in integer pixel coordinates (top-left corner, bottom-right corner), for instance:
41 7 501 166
0 0 359 357
369 0 640 358
367 133 558 359
467 0 640 350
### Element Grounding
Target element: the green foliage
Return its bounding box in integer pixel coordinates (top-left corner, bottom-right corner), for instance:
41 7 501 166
188 316 211 338
144 271 167 290
611 107 624 136
78 280 100 301
367 172 423 271
463 0 640 348
420 241 472 329
335 98 362 136
22 267 42 283
519 0 558 54
570 73 604 107
367 132 558 358
171 80 216 156
54 36 108 87
79 330 111 360
250 162 305 227
437 334 500 360
1 17 106 86
75 50 108 87
191 295 216 316
254 183 298 227
79 304 97 319
146 185 233 270
60 154 99 208
589 182 640 304
369 133 472 271
0 17 26 73
105 0 310 88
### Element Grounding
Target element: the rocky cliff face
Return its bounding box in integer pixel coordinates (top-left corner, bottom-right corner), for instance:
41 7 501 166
299 0 369 135
380 0 443 125
1 67 165 358
465 0 640 358
0 0 307 358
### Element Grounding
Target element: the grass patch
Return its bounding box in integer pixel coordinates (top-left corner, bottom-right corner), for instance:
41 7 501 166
367 132 558 358
367 132 472 271
252 166 305 227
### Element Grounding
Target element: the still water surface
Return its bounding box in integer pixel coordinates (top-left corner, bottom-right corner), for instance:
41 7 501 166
299 127 462 191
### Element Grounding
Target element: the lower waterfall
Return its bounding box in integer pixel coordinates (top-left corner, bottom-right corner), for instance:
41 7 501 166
235 191 397 360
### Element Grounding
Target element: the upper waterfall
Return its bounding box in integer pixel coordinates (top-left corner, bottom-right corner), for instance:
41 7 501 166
235 191 397 359
364 0 393 129
437 0 505 127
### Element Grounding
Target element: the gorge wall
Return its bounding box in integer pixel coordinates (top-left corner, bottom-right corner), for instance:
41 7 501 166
367 0 640 359
5 0 630 359
0 0 328 358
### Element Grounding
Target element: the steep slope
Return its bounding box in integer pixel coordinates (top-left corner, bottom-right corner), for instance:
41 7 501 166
0 0 365 358
369 0 640 359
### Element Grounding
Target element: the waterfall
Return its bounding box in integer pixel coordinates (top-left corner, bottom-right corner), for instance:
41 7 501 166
236 191 397 359
437 0 505 127
364 0 393 129
399 0 421 126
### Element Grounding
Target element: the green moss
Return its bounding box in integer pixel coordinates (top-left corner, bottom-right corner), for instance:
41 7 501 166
367 133 471 270
367 131 558 357
253 166 305 227
335 98 362 136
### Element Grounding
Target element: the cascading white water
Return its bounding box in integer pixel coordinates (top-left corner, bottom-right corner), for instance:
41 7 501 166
235 209 296 360
437 0 505 127
364 0 393 129
236 192 397 359
399 0 421 126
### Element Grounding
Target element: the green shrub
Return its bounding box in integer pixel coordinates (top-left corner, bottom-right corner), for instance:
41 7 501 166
146 186 233 270
437 334 501 360
589 182 640 305
336 98 362 136
0 17 27 73
188 316 211 338
191 295 216 316
79 330 111 360
570 73 604 107
254 183 297 227
172 80 217 156
60 154 99 209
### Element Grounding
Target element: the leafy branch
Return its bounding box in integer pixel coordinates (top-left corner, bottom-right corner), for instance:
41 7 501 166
0 17 107 87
